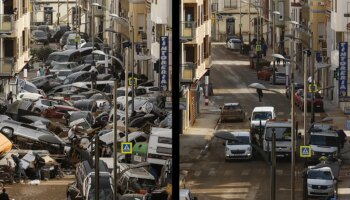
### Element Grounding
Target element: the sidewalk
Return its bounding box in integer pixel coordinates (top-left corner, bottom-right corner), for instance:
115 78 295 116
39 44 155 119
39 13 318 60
180 96 220 164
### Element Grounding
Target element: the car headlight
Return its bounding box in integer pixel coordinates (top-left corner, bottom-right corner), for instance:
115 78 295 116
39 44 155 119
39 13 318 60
247 147 252 152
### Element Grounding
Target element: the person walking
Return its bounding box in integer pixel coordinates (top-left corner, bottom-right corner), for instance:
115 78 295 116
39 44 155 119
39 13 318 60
6 91 13 104
257 88 263 102
0 188 9 200
45 66 50 76
36 69 41 77
34 154 45 180
262 42 268 57
11 154 27 183
39 65 45 76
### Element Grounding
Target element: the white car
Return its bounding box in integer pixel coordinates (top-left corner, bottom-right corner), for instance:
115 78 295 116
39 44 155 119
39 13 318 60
224 131 253 160
63 34 87 50
17 92 43 101
226 38 242 51
307 166 336 197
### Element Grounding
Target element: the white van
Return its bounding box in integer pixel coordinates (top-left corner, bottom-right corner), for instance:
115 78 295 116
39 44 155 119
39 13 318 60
224 131 252 160
147 127 172 165
249 106 276 135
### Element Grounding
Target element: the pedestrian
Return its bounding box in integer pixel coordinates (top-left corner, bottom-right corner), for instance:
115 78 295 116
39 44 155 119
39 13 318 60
39 65 45 76
257 88 263 102
89 66 98 89
262 42 268 57
6 91 13 104
282 50 287 65
336 129 347 149
34 154 45 180
11 154 27 183
45 66 50 75
0 188 9 200
36 69 41 77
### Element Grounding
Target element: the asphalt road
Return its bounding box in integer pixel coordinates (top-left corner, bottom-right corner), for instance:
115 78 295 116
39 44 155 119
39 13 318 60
183 45 314 200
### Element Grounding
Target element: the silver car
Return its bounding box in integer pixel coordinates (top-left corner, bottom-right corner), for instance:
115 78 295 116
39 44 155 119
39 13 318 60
226 38 242 51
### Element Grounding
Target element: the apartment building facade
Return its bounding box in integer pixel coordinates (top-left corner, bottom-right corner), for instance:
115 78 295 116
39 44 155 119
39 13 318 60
0 0 31 95
180 0 212 130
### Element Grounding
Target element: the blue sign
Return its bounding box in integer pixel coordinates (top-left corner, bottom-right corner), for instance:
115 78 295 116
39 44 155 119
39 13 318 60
159 36 169 92
300 146 311 158
121 142 132 154
339 42 348 101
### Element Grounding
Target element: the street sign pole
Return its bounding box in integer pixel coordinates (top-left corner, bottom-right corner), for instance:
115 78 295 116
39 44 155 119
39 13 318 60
270 128 276 200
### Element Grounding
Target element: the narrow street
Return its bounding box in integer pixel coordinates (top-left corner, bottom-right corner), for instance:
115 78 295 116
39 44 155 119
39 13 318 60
181 44 307 199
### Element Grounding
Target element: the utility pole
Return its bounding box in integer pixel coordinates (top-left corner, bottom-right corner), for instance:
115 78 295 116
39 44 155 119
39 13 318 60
290 28 296 200
270 128 276 200
94 133 99 200
57 0 60 25
131 15 135 116
249 0 251 43
66 0 69 28
113 79 118 200
310 31 315 124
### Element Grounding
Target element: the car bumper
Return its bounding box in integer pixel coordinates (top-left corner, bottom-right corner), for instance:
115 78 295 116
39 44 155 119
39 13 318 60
225 153 252 160
308 187 334 197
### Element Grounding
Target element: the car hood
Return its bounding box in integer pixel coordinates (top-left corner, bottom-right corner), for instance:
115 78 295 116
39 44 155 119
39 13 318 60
310 145 338 153
307 178 333 186
251 120 267 127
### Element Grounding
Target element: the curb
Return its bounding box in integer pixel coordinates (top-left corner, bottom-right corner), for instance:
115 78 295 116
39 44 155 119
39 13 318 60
198 116 221 158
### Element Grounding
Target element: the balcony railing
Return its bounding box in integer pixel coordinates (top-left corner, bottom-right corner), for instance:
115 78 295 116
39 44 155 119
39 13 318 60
0 58 15 76
180 62 195 83
180 21 196 41
0 15 14 33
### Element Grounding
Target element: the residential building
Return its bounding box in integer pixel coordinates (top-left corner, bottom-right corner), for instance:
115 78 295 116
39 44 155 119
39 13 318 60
180 0 212 130
0 0 31 95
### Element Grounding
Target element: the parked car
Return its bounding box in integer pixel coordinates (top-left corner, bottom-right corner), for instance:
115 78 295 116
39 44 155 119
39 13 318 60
63 34 87 50
31 30 49 45
294 89 324 112
60 31 89 48
220 103 245 122
226 38 242 51
42 104 80 119
63 71 91 85
285 83 304 99
50 61 79 74
307 166 336 198
257 66 275 81
45 49 83 67
269 72 286 85
17 93 43 101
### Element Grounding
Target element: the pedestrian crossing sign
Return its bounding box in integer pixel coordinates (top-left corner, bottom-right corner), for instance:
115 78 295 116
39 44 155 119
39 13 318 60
300 146 311 158
121 142 132 154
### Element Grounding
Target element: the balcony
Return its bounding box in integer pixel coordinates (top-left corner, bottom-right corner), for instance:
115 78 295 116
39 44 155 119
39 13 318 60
180 62 195 83
0 15 14 33
180 21 196 41
0 58 14 76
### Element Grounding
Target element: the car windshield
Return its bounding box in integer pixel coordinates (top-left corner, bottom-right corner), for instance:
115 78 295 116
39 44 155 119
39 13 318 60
34 31 46 37
308 170 333 180
88 188 113 200
253 112 272 120
223 105 241 110
55 55 70 62
58 71 71 76
129 177 156 190
265 127 292 141
52 64 70 70
116 90 126 97
63 76 75 84
227 136 250 145
310 135 338 147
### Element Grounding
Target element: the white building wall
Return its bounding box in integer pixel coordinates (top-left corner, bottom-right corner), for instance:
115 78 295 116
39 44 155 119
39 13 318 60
331 0 350 32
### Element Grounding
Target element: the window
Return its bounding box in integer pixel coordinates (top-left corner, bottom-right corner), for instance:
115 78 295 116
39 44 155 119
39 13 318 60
135 136 147 143
158 137 172 144
224 0 238 8
156 147 172 154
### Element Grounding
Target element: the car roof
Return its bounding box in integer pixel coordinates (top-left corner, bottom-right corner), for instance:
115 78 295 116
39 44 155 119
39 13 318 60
310 131 338 137
253 106 274 112
229 131 250 137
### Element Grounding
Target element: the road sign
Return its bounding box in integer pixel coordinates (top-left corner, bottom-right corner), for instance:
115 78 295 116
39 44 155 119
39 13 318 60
128 77 138 86
308 83 318 93
121 142 133 154
256 45 261 52
300 146 311 158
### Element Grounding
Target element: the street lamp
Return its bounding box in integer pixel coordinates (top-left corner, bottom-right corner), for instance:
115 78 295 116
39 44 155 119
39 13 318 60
92 49 124 200
109 13 136 117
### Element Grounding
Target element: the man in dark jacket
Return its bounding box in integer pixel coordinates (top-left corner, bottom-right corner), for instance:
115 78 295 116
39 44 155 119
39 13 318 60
336 129 347 149
0 188 9 200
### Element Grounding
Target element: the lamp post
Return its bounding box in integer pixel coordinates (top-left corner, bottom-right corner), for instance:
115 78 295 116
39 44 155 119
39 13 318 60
271 11 280 84
110 13 136 117
92 49 124 200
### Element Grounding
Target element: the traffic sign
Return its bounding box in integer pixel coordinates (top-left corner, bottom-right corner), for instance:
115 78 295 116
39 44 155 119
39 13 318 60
300 146 311 158
128 77 138 86
121 142 133 154
308 83 318 93
256 45 261 52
